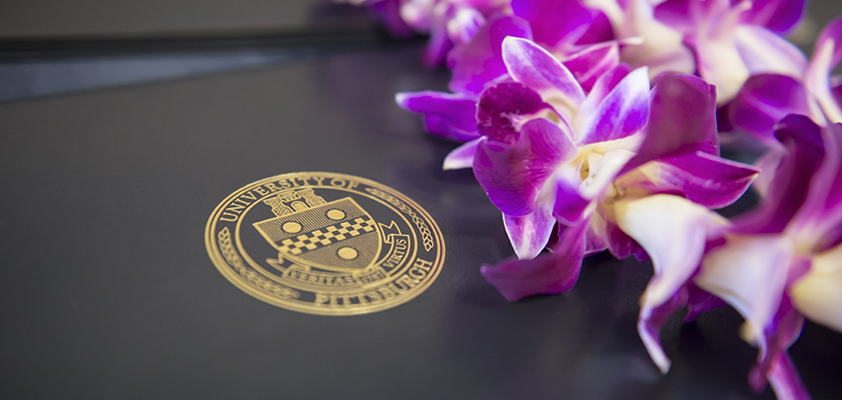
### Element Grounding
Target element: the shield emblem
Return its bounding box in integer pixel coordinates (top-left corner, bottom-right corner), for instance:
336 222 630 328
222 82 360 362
253 197 382 272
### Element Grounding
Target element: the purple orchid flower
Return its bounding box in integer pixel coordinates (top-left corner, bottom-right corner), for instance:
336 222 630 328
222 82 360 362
586 0 697 79
400 0 511 66
511 0 615 52
619 115 842 399
466 38 757 303
393 14 534 165
396 31 627 169
726 17 842 144
345 0 509 66
653 0 807 104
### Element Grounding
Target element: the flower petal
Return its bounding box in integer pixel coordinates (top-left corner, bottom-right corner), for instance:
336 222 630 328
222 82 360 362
473 119 576 216
596 201 641 259
443 138 481 170
580 148 636 200
685 282 727 321
576 67 650 145
638 285 689 373
733 115 824 234
396 91 480 142
617 196 724 305
447 8 485 46
727 74 812 143
476 81 551 143
578 63 632 121
734 25 807 79
738 0 806 34
511 0 594 48
481 218 590 301
695 235 794 359
575 10 615 45
790 242 842 332
619 0 695 78
503 199 557 259
502 37 587 114
806 17 842 123
621 73 718 174
615 194 729 372
749 293 809 397
791 122 842 246
766 351 811 400
553 171 592 224
448 14 533 96
635 151 759 209
561 42 621 93
423 21 456 67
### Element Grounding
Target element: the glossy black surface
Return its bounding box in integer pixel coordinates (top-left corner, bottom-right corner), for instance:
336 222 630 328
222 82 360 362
0 0 374 39
1 45 840 399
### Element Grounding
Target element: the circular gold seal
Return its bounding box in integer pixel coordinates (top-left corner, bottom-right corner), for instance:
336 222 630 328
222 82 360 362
205 172 445 316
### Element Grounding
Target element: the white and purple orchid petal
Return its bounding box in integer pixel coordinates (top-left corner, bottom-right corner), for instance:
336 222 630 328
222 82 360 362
398 0 432 29
622 73 718 174
695 37 749 104
733 115 824 234
576 67 650 146
790 242 842 332
481 218 590 301
511 0 595 48
424 22 456 67
685 281 727 321
577 63 632 125
575 10 616 45
443 138 481 170
727 74 812 143
806 18 842 124
766 351 811 400
503 199 557 259
734 25 808 79
396 91 480 142
584 214 609 255
737 0 806 34
473 119 576 216
751 145 785 198
639 151 759 209
748 292 809 398
619 0 695 78
561 42 621 93
695 235 794 360
615 194 729 370
585 0 625 26
638 285 690 373
653 0 692 31
447 8 486 46
600 205 642 259
448 14 533 96
554 171 593 224
580 149 636 200
685 0 759 104
792 122 842 242
502 37 587 113
476 81 552 143
473 138 533 216
815 17 842 72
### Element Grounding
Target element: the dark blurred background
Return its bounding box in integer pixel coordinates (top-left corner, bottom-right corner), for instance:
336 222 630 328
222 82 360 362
1 0 840 101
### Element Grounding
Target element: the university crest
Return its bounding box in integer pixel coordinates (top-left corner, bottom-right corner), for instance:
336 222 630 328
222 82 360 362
205 172 445 316
253 191 382 272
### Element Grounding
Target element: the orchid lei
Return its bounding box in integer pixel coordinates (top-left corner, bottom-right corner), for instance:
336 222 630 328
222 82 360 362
344 0 842 398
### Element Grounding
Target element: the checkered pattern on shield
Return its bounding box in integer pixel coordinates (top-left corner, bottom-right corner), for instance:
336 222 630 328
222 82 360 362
253 197 382 272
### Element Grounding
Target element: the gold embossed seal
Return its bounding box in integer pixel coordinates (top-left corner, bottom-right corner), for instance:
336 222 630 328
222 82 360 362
205 172 445 315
